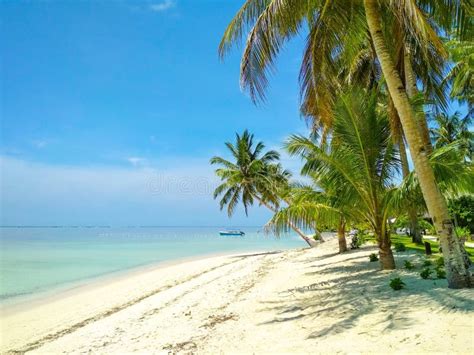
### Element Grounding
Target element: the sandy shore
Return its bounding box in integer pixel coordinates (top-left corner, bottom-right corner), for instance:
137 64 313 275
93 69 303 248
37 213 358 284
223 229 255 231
1 238 473 354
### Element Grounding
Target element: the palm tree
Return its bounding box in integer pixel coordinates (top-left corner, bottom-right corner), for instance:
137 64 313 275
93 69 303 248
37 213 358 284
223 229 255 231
219 0 472 288
267 181 349 253
210 130 316 247
364 0 471 287
281 89 400 269
430 112 473 160
444 38 474 116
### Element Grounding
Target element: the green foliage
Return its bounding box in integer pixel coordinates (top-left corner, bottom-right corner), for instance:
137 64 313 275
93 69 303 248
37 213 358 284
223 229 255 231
281 89 398 250
430 112 473 160
394 242 406 252
312 234 321 241
389 277 405 290
444 39 473 117
455 226 470 240
268 89 400 243
448 195 474 233
420 268 432 279
418 219 436 235
423 259 433 267
404 260 414 270
211 130 287 217
364 234 474 263
358 232 369 245
393 143 474 220
436 256 445 268
392 216 435 235
435 268 446 279
369 253 379 262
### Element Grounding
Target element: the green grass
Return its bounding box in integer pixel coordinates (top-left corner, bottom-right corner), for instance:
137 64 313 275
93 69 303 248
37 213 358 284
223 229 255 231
365 234 474 263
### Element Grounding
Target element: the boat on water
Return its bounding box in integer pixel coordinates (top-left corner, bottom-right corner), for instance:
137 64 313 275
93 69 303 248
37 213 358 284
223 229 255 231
219 230 245 236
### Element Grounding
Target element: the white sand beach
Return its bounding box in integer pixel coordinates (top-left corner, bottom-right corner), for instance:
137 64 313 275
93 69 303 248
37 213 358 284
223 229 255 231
1 238 473 354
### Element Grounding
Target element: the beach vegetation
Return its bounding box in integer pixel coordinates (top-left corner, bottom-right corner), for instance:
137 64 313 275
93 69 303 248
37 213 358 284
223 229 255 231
366 234 474 263
284 89 399 268
404 261 414 270
420 268 433 279
369 253 379 262
210 130 316 247
455 226 470 241
394 243 406 252
389 277 405 291
219 0 473 288
448 195 474 234
436 268 447 279
423 259 433 267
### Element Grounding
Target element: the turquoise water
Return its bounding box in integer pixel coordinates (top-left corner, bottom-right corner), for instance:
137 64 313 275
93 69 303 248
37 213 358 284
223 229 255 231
0 227 305 302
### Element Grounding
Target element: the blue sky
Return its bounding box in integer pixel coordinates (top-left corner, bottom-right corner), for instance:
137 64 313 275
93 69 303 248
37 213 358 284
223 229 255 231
1 1 468 227
1 0 310 226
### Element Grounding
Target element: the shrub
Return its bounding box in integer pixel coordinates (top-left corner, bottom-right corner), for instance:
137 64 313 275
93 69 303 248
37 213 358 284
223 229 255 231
404 260 414 270
455 226 470 241
422 259 432 267
313 234 320 241
358 232 368 245
420 268 432 279
435 268 446 279
369 253 379 262
389 277 405 290
436 257 445 268
394 242 406 252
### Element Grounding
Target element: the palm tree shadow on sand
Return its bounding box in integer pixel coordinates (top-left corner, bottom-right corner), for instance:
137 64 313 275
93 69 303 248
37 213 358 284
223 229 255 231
254 247 473 340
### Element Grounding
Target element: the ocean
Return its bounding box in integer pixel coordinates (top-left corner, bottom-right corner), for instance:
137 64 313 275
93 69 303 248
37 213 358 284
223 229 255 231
0 226 306 303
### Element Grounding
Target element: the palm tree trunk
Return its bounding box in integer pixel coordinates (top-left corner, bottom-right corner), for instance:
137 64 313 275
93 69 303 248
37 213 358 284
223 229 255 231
378 229 396 270
337 217 347 253
365 0 471 288
256 196 315 247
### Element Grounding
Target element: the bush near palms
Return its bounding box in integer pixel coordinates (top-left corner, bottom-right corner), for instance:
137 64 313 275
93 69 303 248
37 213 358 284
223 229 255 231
210 130 316 247
219 0 472 288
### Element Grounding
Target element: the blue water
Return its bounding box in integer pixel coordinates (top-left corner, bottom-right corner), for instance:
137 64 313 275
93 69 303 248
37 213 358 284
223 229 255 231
0 227 305 302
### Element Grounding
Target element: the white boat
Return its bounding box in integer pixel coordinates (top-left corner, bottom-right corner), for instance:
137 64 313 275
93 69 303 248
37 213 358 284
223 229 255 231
219 230 245 236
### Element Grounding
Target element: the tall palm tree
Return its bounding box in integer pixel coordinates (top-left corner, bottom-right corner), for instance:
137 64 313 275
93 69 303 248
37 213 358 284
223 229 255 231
210 130 316 247
219 0 472 288
364 0 471 288
282 89 400 269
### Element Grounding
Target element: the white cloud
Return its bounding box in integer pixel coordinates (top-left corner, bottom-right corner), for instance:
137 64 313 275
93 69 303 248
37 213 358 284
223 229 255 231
32 139 48 149
0 155 271 226
149 0 175 12
126 156 148 166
